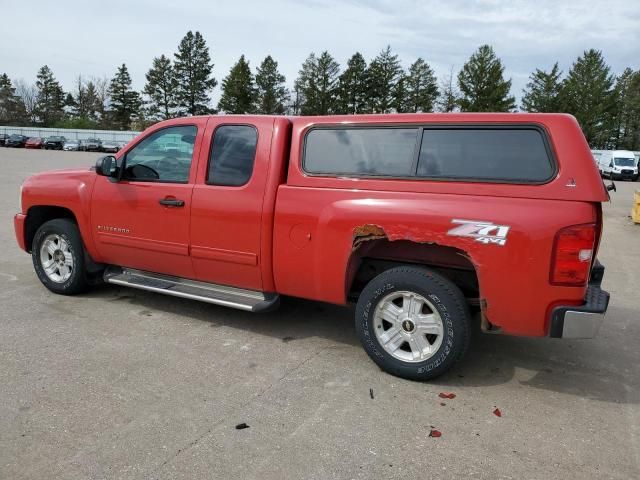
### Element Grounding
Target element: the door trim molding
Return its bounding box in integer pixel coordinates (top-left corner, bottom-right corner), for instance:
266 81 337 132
98 232 189 256
191 245 257 266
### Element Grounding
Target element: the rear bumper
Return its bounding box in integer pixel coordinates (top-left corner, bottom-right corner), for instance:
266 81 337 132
549 261 609 339
14 213 27 252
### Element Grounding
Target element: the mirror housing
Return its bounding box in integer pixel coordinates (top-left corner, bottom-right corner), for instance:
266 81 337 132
95 155 118 178
606 181 616 192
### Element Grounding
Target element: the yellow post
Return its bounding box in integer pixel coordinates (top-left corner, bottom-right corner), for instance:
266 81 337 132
633 190 640 224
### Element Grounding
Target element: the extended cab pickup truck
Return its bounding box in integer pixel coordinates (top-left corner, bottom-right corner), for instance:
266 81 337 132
14 113 611 380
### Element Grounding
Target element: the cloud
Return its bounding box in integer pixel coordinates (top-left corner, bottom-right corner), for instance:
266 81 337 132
1 0 638 105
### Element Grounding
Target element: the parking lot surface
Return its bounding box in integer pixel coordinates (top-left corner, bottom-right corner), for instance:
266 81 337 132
1 148 639 479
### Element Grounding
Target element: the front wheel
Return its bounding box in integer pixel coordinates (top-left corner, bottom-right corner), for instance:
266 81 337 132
32 219 89 295
355 266 471 381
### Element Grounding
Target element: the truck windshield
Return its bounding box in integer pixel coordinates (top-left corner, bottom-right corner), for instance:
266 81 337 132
614 157 635 167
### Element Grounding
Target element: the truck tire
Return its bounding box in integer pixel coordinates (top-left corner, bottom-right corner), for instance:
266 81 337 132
355 266 471 381
32 219 88 295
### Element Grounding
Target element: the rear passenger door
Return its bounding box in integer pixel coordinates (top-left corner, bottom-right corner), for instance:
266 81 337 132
190 117 273 290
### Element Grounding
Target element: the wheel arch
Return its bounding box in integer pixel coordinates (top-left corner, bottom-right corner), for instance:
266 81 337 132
346 236 480 309
24 205 78 253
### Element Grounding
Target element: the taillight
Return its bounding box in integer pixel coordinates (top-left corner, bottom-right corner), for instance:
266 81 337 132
550 223 596 286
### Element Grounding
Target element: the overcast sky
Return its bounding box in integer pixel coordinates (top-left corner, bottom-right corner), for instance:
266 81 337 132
2 0 639 105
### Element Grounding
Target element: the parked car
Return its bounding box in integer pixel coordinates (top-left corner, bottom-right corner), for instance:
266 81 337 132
0 133 9 146
102 140 120 153
25 137 44 149
63 140 84 151
594 150 638 181
13 113 611 381
5 134 28 147
43 136 66 150
84 138 103 152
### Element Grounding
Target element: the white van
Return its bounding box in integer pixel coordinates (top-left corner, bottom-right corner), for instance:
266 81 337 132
593 150 638 181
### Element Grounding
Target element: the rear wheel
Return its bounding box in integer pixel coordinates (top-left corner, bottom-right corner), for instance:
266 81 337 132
355 266 471 381
32 219 88 295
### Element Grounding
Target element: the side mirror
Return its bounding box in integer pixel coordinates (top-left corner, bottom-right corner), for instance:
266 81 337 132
95 155 118 178
607 181 616 192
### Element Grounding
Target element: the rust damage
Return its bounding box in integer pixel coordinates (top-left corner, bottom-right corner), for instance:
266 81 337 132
352 224 387 251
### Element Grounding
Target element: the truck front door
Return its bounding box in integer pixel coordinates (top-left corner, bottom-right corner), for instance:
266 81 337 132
91 119 206 278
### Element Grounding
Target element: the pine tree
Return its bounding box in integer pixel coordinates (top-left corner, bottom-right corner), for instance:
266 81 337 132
295 53 317 115
69 75 96 119
367 46 402 113
174 31 217 115
336 52 368 114
392 73 410 113
623 71 640 150
64 92 75 111
107 64 141 130
521 63 563 112
84 81 100 121
438 66 459 112
0 73 27 125
315 51 340 115
405 58 439 113
144 55 178 120
457 45 515 112
35 65 66 126
255 55 288 114
218 55 256 114
611 68 640 150
296 52 339 115
562 49 616 147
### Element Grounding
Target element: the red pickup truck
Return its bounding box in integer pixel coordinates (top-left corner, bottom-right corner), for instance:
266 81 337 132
14 113 610 380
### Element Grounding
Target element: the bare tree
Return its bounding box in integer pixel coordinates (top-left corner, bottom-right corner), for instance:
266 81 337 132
438 66 460 112
92 75 110 123
14 78 38 124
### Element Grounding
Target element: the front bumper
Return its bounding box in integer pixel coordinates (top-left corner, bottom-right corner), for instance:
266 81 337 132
612 171 636 180
549 261 609 339
14 213 27 251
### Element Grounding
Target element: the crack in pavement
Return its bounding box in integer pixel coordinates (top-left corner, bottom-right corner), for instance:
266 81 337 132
147 345 335 478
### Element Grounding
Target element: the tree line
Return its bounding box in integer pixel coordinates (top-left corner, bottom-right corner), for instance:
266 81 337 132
0 30 638 150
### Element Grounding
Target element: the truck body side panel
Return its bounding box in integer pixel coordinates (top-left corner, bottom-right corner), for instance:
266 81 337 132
273 188 597 337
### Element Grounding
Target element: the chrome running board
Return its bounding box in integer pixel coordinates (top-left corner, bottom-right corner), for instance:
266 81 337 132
104 267 279 312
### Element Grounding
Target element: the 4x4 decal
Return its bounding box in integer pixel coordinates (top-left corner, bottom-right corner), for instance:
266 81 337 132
447 219 511 246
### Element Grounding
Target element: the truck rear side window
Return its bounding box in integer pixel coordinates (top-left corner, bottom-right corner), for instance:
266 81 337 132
207 125 258 186
417 128 554 182
304 128 417 176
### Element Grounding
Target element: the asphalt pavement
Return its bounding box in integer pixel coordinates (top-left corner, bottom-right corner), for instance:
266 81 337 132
1 148 638 479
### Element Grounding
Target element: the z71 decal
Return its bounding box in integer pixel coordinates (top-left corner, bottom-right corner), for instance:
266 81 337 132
447 219 511 246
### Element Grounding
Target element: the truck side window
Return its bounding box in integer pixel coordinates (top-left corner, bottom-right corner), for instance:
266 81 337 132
207 125 258 186
304 128 417 176
123 126 197 183
416 128 554 182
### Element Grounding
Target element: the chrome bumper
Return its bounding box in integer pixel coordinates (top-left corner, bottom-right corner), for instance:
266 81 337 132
558 309 606 339
549 261 609 339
